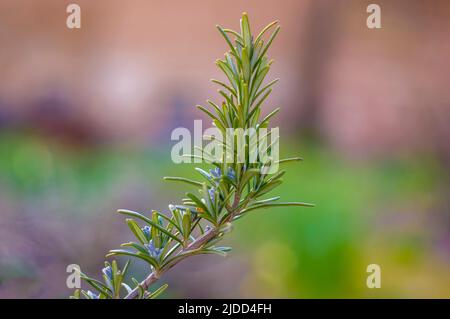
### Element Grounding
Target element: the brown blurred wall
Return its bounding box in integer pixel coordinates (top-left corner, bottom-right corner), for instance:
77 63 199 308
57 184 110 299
0 0 449 159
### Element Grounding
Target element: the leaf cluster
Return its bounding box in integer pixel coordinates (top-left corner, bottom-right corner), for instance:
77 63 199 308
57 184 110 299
73 13 313 299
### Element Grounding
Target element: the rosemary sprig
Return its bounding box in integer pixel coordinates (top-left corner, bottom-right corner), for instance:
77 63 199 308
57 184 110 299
72 12 313 300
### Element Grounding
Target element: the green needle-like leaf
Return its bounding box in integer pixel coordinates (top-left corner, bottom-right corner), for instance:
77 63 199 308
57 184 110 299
163 176 204 188
241 202 315 214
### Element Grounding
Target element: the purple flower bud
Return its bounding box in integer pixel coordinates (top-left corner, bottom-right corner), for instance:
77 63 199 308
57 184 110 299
210 167 221 178
142 226 151 239
227 167 236 181
87 290 99 299
145 240 163 259
102 265 113 279
208 188 215 202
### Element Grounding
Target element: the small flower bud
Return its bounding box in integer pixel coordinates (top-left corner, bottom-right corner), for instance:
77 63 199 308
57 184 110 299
142 226 151 239
87 290 99 299
102 265 113 280
227 167 236 181
145 240 163 259
210 167 221 178
208 188 215 202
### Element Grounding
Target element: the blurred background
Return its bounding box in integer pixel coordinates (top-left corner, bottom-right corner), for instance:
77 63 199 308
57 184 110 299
1 0 450 298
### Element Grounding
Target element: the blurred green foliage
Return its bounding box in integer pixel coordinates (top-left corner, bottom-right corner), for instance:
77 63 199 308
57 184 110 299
0 133 447 297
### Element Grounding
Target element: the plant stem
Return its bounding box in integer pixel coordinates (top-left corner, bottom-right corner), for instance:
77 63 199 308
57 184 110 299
124 192 241 299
